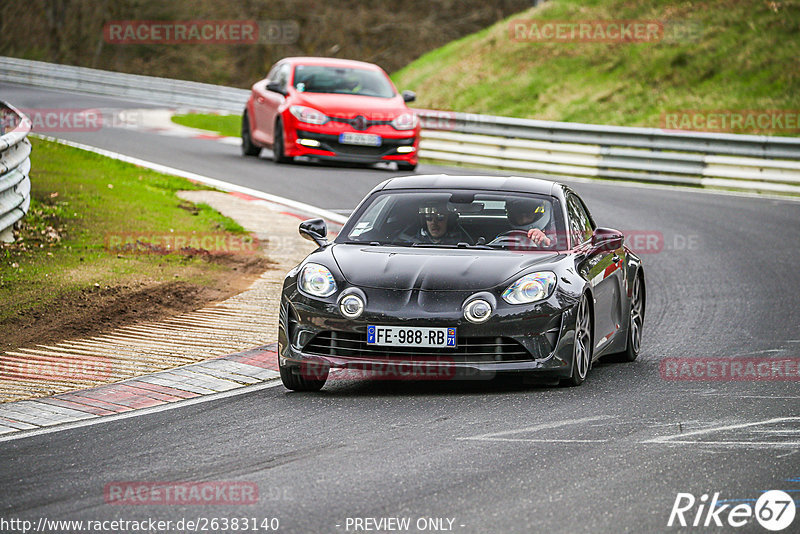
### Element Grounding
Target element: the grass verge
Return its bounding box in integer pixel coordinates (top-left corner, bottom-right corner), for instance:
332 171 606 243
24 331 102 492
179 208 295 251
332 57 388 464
0 138 270 350
392 0 800 134
171 112 241 137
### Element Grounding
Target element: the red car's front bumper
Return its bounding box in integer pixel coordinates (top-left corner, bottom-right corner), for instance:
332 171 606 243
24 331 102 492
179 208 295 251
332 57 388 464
281 113 419 165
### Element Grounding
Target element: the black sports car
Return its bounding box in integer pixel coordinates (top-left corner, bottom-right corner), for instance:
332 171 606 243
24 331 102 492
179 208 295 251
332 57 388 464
278 174 645 391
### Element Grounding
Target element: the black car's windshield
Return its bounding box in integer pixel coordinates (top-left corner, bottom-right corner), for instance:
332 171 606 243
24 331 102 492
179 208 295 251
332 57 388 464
292 65 395 98
337 191 567 251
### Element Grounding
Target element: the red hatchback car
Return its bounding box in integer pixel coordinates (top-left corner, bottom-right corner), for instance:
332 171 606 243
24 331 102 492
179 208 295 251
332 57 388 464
242 57 420 170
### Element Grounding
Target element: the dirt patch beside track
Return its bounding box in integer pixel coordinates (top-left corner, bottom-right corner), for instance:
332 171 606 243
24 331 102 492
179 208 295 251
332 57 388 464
1 253 274 353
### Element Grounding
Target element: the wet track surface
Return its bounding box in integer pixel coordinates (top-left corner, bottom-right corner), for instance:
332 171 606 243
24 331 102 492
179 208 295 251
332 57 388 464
1 83 799 533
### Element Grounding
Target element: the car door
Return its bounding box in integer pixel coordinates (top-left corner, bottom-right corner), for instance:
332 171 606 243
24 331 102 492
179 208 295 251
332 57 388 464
567 193 622 356
252 63 289 146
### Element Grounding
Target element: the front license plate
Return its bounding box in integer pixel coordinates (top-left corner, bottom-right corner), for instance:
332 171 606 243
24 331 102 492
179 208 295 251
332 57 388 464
339 132 382 146
367 326 456 348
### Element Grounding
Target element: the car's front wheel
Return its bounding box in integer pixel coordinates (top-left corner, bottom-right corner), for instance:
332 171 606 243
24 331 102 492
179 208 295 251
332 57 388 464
279 362 328 391
241 111 261 157
561 293 592 387
272 118 291 164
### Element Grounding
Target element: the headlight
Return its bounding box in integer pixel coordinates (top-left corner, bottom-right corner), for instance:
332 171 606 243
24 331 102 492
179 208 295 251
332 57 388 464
501 272 557 305
391 112 418 130
289 105 329 125
299 263 337 297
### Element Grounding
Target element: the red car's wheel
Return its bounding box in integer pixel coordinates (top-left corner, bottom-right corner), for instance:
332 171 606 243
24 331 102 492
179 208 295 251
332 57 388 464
272 118 291 164
241 111 261 157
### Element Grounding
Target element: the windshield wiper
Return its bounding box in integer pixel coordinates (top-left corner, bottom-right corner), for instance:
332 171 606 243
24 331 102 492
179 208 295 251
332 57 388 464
412 242 502 249
413 242 500 249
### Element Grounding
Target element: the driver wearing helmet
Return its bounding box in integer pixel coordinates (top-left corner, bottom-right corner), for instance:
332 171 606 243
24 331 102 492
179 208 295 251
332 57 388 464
505 198 553 247
416 199 471 245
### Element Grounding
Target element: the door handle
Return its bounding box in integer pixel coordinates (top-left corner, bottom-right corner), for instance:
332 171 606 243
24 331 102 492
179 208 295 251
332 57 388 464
257 96 265 104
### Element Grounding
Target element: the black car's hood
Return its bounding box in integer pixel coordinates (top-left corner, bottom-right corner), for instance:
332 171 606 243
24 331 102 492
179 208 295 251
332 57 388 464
330 244 560 291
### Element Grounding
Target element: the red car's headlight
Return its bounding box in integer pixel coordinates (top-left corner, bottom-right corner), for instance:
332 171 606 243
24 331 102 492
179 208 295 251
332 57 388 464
289 105 329 125
391 112 418 131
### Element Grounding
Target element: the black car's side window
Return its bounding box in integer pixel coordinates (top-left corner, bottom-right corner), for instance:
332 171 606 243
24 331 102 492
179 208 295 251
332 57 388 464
567 194 593 247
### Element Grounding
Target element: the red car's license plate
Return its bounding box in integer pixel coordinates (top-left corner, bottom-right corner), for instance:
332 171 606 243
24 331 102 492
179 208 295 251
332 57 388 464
339 132 382 146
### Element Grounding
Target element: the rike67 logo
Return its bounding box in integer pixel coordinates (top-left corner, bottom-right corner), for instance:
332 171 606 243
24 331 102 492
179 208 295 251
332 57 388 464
668 490 795 531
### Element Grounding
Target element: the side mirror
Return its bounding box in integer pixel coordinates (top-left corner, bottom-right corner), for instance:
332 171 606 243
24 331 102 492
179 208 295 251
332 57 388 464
299 218 328 247
266 81 287 96
401 90 416 103
591 227 624 252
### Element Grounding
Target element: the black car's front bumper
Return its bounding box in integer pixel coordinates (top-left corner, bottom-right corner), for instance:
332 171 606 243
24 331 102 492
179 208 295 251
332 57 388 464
278 287 580 381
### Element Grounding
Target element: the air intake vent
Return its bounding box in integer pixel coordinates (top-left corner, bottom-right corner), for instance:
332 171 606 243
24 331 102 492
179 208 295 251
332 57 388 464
304 331 532 363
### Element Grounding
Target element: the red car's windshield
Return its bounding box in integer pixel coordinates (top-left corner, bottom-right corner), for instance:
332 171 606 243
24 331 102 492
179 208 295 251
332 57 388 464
292 65 395 98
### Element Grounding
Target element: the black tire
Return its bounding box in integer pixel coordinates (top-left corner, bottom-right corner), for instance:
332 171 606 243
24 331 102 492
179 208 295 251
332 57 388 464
279 362 327 392
241 112 261 157
397 161 417 172
561 293 592 387
608 272 644 362
272 118 291 164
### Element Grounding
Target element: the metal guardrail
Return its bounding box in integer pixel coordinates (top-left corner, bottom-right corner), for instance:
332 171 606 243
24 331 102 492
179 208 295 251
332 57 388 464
0 101 32 243
416 112 800 194
0 56 249 112
3 56 799 195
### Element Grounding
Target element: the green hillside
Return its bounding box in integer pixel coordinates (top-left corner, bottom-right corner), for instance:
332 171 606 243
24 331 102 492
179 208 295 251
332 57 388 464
391 0 800 133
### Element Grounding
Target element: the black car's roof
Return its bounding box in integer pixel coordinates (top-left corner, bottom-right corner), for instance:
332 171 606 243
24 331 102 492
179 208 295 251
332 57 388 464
378 174 561 196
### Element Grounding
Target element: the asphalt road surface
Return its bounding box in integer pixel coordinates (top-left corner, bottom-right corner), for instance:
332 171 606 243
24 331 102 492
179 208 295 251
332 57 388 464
1 83 799 533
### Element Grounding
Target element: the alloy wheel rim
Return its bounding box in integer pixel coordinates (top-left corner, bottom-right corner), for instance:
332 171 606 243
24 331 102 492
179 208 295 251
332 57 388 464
630 277 643 354
575 296 591 379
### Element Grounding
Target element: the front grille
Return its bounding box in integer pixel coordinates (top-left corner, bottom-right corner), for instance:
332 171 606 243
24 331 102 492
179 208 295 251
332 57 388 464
325 143 387 157
303 331 532 363
329 116 392 130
